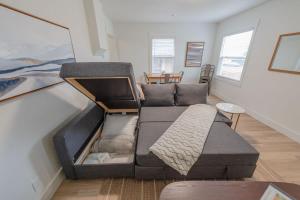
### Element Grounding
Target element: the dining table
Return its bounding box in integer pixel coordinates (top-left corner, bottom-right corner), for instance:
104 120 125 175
147 73 182 84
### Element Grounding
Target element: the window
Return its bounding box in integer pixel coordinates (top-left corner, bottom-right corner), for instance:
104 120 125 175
151 38 175 73
217 30 254 81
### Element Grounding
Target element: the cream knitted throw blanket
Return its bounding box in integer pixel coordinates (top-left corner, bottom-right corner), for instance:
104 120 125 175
149 104 217 175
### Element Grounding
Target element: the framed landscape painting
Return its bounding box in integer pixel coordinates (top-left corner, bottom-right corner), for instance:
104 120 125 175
0 4 75 102
185 42 204 67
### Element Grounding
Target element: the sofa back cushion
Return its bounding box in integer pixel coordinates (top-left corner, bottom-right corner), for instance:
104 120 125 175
175 83 208 106
141 84 175 106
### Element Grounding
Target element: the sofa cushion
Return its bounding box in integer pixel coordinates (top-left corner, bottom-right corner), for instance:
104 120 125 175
175 83 208 106
139 106 188 122
141 84 175 106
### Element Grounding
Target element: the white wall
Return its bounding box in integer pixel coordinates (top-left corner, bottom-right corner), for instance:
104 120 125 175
211 0 300 142
115 22 217 83
0 0 113 199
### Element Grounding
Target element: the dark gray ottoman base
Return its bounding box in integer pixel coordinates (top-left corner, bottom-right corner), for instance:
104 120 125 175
74 163 135 179
135 165 257 180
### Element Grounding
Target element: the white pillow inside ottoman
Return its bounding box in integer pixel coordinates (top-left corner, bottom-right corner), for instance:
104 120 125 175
91 114 138 154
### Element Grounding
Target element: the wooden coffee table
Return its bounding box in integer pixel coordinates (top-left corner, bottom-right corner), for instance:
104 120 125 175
160 181 300 200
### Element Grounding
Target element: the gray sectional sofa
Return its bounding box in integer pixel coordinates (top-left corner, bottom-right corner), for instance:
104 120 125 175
53 62 259 180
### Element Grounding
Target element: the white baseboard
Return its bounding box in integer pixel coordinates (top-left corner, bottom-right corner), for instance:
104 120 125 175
211 89 300 144
41 168 65 200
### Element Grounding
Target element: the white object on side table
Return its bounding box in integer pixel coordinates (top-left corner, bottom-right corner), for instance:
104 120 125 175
216 103 245 131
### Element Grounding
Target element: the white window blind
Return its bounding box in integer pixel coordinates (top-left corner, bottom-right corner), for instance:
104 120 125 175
151 38 175 73
217 30 254 81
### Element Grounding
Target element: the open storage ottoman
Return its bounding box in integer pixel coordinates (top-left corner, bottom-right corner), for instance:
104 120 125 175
54 62 140 179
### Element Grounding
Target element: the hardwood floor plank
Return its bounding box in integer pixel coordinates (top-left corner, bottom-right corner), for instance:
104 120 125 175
98 178 112 200
120 179 142 200
154 180 168 200
142 180 156 200
107 178 124 200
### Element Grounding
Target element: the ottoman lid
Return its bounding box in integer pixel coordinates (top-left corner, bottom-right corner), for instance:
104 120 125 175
60 62 140 113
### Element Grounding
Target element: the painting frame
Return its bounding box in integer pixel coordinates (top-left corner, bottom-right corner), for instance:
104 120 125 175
260 184 295 200
185 41 205 67
0 3 76 103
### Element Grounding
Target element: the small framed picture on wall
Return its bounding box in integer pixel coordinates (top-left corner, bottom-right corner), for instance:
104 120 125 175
185 42 204 67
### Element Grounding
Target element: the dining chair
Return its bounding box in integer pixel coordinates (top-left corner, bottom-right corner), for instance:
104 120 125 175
143 72 150 84
164 71 184 83
178 71 184 82
144 72 157 84
160 73 173 84
199 64 215 95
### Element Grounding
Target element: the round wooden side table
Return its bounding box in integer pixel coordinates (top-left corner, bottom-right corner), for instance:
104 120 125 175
216 103 245 131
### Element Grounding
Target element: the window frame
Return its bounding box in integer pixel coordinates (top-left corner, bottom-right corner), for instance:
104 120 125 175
216 28 256 85
149 35 176 74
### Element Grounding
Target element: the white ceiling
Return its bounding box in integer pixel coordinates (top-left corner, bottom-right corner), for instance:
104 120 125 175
100 0 269 23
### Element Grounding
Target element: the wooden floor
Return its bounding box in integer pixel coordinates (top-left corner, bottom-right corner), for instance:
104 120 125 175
53 96 300 200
